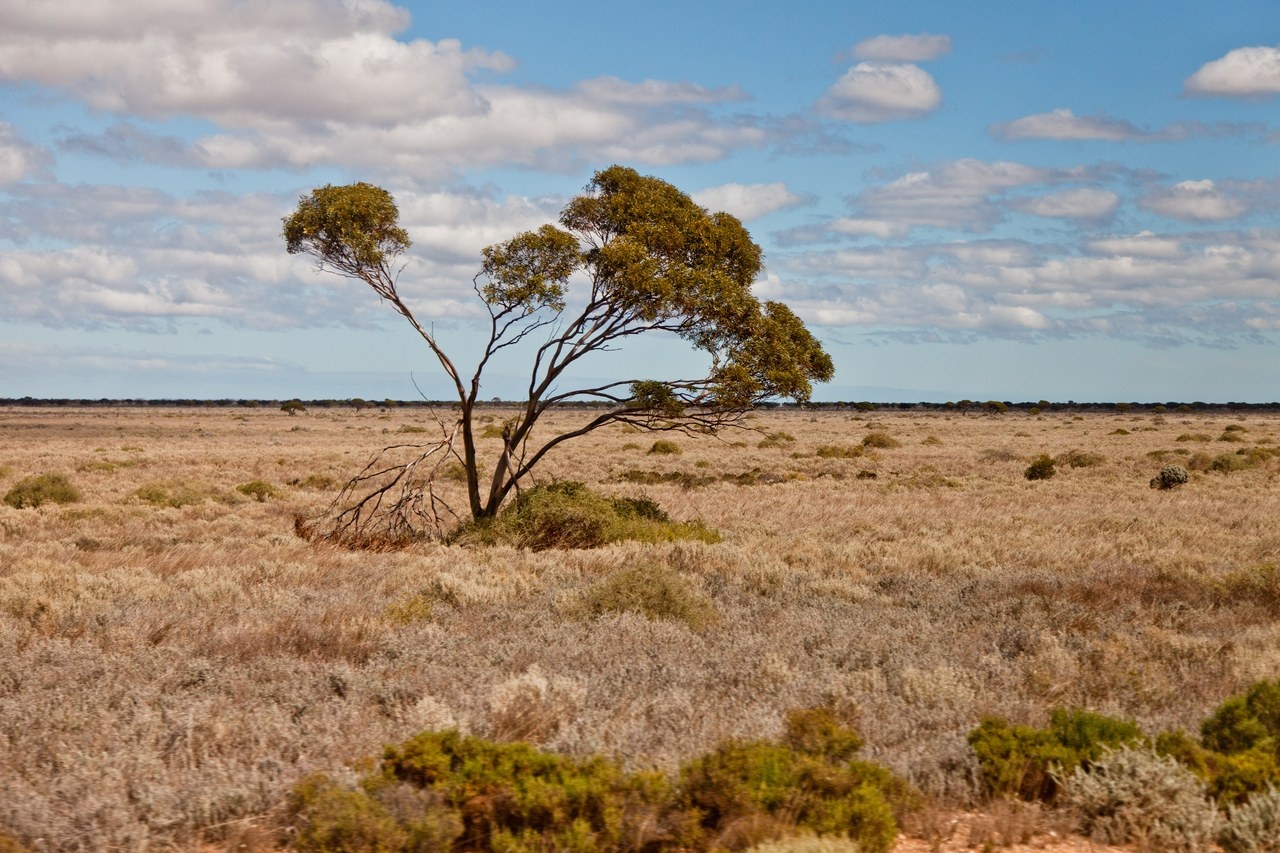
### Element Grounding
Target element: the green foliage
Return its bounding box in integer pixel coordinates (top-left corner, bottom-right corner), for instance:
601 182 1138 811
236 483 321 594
291 773 409 852
1211 452 1253 473
236 480 283 502
861 432 900 449
451 482 718 551
581 563 719 631
648 439 682 455
1061 746 1219 852
1024 454 1056 481
678 708 908 853
280 399 306 416
1177 432 1212 442
1109 427 1130 435
968 708 1144 802
283 183 411 278
3 473 81 509
1199 680 1280 802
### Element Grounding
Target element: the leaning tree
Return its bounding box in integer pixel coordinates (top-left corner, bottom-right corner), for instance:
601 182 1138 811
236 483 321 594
283 165 833 545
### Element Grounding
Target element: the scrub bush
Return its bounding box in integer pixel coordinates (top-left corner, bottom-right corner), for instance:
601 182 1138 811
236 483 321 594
1220 787 1280 853
1023 455 1056 481
3 473 80 509
581 563 719 631
648 439 682 455
236 480 283 502
1060 746 1219 852
1150 464 1190 490
451 481 718 550
861 432 900 450
968 708 1144 802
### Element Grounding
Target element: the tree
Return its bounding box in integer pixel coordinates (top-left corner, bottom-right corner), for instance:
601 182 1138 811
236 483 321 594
283 165 834 545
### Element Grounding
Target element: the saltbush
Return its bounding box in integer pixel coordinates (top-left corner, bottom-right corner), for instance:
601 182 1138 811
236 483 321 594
1150 464 1190 490
861 432 900 450
1220 786 1280 852
1023 455 1056 481
648 439 682 455
968 708 1144 802
133 480 230 508
1056 449 1105 468
581 563 719 631
451 481 718 550
3 473 81 509
815 445 864 459
235 480 283 502
1060 746 1219 852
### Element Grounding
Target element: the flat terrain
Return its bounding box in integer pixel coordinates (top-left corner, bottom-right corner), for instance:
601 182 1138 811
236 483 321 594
1 405 1278 849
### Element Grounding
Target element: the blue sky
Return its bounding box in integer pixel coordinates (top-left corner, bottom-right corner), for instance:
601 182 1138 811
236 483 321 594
1 0 1278 402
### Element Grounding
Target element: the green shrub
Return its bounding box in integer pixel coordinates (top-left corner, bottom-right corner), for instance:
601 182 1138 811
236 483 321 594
1109 428 1130 435
758 431 796 449
1024 454 1056 481
1061 746 1219 852
236 480 283 502
968 708 1144 802
280 399 306 416
582 563 718 631
291 731 670 853
1177 433 1212 442
1220 431 1248 443
678 708 909 853
3 473 81 509
451 481 718 550
1221 786 1280 853
649 439 682 455
132 480 229 508
861 432 900 449
1199 680 1280 802
1211 453 1252 473
479 423 507 439
815 445 864 459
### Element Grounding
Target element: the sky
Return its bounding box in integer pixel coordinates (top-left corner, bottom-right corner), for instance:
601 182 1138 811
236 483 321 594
0 0 1278 403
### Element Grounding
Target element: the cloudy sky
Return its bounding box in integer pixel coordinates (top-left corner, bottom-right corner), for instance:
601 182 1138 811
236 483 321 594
1 0 1278 402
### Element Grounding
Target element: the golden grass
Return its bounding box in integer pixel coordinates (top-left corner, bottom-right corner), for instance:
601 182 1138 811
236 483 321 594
0 405 1278 847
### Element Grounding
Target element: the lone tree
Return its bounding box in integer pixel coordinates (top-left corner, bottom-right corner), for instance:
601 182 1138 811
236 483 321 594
283 165 833 545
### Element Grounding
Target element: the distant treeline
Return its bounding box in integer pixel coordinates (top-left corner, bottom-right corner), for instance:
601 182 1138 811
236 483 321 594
2 397 1279 414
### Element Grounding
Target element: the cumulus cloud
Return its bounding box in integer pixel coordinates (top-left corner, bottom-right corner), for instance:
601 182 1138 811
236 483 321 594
772 228 1280 344
1012 187 1120 221
1139 179 1249 221
0 0 775 177
991 108 1145 141
844 158 1050 233
0 122 53 185
1185 45 1280 98
691 182 807 220
0 181 563 329
817 63 942 123
851 33 951 62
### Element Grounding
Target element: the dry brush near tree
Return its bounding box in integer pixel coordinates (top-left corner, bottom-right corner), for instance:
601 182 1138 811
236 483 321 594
1 405 1279 848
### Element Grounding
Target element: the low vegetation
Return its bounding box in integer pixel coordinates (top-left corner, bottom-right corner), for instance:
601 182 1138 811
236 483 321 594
1 405 1279 849
2 473 80 509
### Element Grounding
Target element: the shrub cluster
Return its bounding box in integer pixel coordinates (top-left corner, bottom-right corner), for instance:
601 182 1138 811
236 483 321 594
2 473 81 509
1150 464 1190 490
581 563 719 631
451 481 718 550
235 480 283 502
1023 454 1056 481
290 708 911 852
970 681 1280 850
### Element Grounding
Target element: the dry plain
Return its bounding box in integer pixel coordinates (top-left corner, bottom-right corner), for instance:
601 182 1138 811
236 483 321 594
1 404 1278 850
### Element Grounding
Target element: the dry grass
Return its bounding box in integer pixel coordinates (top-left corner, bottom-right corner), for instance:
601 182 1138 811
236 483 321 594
1 405 1279 848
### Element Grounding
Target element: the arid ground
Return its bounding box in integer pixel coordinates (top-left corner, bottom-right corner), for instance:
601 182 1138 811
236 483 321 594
2 404 1278 850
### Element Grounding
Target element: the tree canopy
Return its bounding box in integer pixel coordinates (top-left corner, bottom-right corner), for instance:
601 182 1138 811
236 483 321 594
283 165 833 544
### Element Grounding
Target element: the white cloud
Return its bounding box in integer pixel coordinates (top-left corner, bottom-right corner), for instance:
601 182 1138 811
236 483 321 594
691 182 806 220
1185 45 1280 98
1012 187 1120 221
1139 179 1249 221
817 63 941 123
828 218 910 240
991 108 1143 141
1087 231 1185 259
851 33 951 62
845 158 1049 232
0 122 52 185
0 0 772 177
